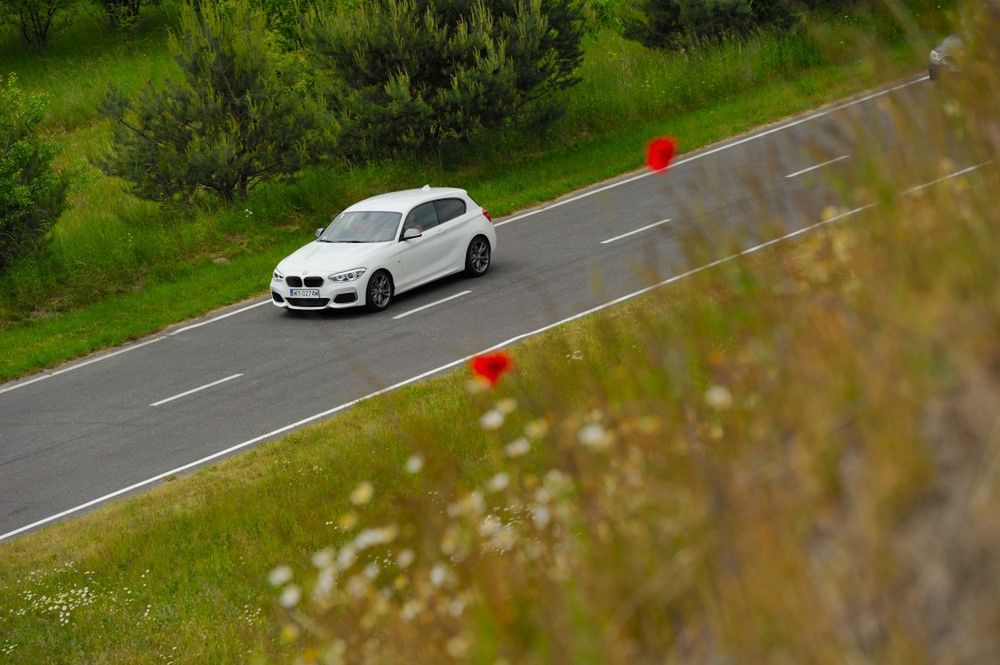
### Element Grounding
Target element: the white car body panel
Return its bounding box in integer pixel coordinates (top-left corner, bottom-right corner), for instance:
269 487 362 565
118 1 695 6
271 187 497 311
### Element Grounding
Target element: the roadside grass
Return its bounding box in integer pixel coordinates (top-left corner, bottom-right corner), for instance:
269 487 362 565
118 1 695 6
0 27 926 382
0 75 996 659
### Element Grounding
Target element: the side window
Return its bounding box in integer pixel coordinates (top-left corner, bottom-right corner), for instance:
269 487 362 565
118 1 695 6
403 202 440 235
434 198 467 224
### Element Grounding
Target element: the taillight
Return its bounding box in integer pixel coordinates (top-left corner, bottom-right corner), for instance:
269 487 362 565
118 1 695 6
483 208 493 223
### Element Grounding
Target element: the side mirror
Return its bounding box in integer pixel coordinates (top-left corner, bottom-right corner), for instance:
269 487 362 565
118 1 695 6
315 228 324 239
402 228 422 241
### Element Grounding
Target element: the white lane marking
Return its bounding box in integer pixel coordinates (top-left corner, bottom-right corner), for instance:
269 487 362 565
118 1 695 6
0 336 168 397
902 161 994 195
785 155 850 179
168 300 270 336
149 374 243 407
495 75 929 229
0 204 878 543
0 299 269 397
601 218 673 245
392 290 472 320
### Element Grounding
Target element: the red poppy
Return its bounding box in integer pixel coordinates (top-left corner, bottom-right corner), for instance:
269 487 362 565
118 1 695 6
471 352 513 387
646 137 677 172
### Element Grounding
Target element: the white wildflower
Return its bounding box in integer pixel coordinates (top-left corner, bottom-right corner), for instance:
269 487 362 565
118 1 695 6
311 548 335 569
268 566 292 587
480 409 504 430
524 419 549 439
496 398 517 415
350 481 374 505
504 437 531 458
405 455 424 474
279 585 301 609
705 385 733 410
578 423 612 450
396 549 415 569
487 472 510 492
337 545 357 571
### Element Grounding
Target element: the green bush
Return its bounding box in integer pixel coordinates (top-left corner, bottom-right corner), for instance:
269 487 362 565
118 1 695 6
625 0 798 50
0 75 69 274
1 0 74 48
305 0 587 157
99 0 329 203
94 0 142 29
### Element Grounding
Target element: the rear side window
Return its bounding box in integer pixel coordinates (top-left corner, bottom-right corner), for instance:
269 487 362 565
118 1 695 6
403 202 440 234
434 198 466 224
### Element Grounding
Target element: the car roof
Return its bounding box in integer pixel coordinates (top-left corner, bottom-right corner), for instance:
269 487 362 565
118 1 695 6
346 187 469 213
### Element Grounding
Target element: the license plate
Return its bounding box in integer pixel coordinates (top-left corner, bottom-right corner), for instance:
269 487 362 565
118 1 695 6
289 289 320 298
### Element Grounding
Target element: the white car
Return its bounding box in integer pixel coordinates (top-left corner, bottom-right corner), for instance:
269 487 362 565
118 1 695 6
271 187 497 312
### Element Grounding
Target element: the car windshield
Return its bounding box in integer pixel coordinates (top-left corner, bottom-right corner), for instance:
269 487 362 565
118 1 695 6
319 211 401 243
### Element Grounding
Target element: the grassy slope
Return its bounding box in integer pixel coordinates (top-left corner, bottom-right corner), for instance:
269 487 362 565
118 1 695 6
0 141 996 661
0 12 925 383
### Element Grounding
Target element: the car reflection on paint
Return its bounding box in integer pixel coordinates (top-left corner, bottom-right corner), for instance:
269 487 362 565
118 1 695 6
270 187 497 313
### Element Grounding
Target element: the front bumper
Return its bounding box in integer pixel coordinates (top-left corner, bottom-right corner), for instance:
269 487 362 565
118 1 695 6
270 277 366 310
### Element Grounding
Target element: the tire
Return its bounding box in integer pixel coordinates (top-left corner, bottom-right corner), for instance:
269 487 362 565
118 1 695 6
365 270 394 312
465 236 491 277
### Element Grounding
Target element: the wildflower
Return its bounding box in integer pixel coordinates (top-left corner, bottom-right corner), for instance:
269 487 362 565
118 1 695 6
465 377 490 394
480 409 505 430
488 472 510 492
268 565 292 587
646 136 677 172
578 423 612 450
354 525 399 550
405 455 424 474
396 549 415 569
448 491 486 519
470 352 513 387
400 600 422 621
315 568 337 595
311 548 335 569
496 398 517 415
364 563 381 580
350 481 374 505
705 385 733 410
338 512 359 530
543 469 573 496
279 584 301 609
337 545 357 571
430 563 449 587
449 596 466 617
280 623 300 642
533 505 551 529
524 419 549 439
446 635 472 658
505 437 531 457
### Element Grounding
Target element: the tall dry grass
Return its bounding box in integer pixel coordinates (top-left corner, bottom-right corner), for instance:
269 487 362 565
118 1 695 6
265 6 1000 664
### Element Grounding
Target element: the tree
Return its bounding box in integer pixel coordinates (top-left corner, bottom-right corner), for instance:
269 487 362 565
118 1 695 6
2 0 74 48
305 0 587 156
624 0 798 50
100 0 329 203
0 75 69 274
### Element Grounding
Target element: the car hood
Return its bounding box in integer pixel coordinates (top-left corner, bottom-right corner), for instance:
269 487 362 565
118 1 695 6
277 241 390 275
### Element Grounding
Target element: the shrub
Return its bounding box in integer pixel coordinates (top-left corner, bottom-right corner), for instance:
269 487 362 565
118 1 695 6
94 0 142 30
0 76 69 275
1 0 74 48
100 0 329 203
305 0 587 157
625 0 798 50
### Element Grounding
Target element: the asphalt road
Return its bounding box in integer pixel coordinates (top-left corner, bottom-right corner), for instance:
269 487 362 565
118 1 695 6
0 75 987 541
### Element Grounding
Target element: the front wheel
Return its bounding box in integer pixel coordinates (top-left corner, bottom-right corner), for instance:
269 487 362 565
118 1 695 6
465 236 491 277
365 270 394 312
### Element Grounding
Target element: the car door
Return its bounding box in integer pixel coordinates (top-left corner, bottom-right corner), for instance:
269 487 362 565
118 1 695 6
431 198 470 277
396 202 446 290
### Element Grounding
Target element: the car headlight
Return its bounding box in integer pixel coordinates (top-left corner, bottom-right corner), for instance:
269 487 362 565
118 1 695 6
273 270 284 282
930 49 944 64
329 268 367 282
